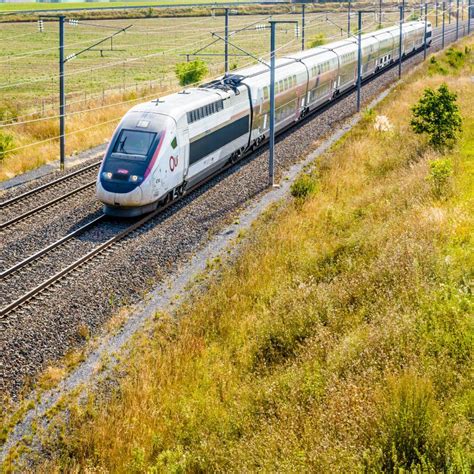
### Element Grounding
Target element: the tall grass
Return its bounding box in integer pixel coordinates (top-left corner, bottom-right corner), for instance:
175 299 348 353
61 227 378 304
4 38 473 473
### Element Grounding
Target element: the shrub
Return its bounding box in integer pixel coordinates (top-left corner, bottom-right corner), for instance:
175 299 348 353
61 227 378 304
410 83 462 150
0 131 14 162
362 107 376 124
445 47 466 69
290 174 316 200
308 34 325 48
427 158 453 199
175 59 208 87
373 375 448 472
428 57 448 76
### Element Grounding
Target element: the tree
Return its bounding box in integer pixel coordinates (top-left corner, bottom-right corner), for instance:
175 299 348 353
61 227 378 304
0 131 14 162
410 83 462 150
175 59 208 87
308 34 325 48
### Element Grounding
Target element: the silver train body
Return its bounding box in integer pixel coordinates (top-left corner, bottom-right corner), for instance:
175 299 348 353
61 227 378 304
97 21 432 216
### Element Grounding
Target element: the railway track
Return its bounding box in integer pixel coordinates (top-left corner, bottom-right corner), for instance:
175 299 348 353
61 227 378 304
0 23 468 320
0 165 228 318
0 161 100 230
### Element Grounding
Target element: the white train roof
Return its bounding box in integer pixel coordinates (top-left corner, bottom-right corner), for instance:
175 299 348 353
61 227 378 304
129 86 228 117
125 20 427 120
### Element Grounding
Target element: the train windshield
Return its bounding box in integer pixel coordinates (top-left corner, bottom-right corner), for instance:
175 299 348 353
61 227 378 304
112 129 157 160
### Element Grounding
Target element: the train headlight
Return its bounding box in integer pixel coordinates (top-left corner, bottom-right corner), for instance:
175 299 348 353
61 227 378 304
102 171 113 180
129 175 141 183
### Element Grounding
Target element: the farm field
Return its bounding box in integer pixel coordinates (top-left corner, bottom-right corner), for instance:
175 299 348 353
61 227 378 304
4 35 471 472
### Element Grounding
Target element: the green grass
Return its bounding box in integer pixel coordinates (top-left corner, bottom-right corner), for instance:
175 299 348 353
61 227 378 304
3 37 471 474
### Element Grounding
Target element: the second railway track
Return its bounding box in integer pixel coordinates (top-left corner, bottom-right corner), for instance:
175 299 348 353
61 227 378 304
0 161 100 230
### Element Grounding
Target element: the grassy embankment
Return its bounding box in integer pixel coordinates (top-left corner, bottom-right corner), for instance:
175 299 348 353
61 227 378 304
4 36 474 473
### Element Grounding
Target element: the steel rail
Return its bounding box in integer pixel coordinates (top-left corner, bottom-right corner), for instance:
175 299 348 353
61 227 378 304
0 213 106 279
0 180 95 230
0 160 100 210
0 161 235 319
0 23 466 319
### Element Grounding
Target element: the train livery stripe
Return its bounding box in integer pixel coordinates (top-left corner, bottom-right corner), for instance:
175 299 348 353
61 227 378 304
189 115 250 166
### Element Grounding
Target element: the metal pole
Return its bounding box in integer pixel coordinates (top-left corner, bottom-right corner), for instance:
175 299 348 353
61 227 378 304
269 22 276 187
348 0 351 36
442 1 446 48
436 1 439 26
224 8 229 74
449 0 452 23
59 15 65 171
302 3 305 51
357 11 362 112
398 6 403 79
379 0 382 27
468 0 471 34
424 3 428 60
456 0 459 39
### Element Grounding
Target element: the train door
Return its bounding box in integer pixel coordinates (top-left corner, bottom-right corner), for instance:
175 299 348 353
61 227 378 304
177 123 189 185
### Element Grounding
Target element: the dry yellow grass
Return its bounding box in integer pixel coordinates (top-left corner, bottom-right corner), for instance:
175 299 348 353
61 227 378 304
2 37 473 473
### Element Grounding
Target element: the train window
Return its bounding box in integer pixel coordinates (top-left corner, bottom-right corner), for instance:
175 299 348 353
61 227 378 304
263 86 269 100
284 78 288 89
112 129 157 158
187 99 224 124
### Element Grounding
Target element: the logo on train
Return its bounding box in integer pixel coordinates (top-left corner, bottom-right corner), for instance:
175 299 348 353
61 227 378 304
169 155 178 172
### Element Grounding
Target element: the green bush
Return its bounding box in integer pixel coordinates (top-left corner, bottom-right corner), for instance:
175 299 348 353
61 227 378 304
175 59 208 87
308 34 325 48
362 107 376 124
374 375 448 472
0 131 14 162
290 174 316 200
410 84 462 150
428 57 449 76
445 47 466 70
427 158 453 199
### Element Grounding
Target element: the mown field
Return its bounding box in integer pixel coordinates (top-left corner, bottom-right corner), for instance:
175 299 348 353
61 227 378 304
3 36 471 472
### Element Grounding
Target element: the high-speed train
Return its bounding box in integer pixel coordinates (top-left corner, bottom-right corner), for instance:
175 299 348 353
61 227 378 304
97 20 432 216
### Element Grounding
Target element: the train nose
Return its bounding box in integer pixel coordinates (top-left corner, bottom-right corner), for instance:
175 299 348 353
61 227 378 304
96 182 144 207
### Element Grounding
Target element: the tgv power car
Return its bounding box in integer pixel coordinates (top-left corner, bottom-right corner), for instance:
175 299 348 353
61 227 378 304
97 20 432 216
